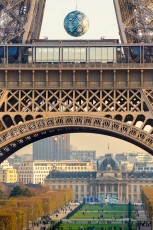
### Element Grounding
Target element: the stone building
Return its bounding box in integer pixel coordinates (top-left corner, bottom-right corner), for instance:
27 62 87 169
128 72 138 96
45 154 153 203
17 160 95 184
0 160 17 183
70 150 96 161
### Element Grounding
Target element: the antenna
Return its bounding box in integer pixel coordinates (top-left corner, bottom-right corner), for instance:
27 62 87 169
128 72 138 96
76 0 78 10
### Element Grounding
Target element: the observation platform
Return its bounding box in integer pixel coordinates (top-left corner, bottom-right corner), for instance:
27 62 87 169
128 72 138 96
0 40 152 90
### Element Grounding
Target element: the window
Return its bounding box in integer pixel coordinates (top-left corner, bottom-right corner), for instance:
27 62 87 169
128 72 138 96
100 185 104 192
128 185 131 193
102 47 107 63
107 47 114 62
134 194 137 202
89 48 96 62
138 167 143 170
75 185 78 192
36 47 59 63
68 48 75 62
107 186 111 192
134 185 137 193
81 185 84 193
114 185 118 192
95 47 102 62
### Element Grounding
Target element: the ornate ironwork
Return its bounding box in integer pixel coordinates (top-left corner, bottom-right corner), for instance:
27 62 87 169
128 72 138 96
1 1 152 44
114 0 153 43
0 89 150 113
0 2 152 161
0 0 46 43
0 87 152 160
0 114 152 162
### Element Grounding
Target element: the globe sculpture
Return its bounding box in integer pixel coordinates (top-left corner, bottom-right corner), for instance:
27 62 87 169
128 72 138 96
64 10 89 37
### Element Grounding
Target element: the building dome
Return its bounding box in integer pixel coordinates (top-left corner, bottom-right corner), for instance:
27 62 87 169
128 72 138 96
99 154 120 171
64 10 89 37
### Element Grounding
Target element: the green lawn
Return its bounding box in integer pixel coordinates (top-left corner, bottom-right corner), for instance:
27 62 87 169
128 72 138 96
69 211 128 219
69 204 135 220
80 204 133 212
57 223 136 230
54 203 136 230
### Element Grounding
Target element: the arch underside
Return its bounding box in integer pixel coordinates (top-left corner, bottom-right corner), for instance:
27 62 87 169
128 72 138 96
0 114 152 163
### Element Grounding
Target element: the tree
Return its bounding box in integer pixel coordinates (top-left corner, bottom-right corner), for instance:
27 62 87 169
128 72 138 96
0 214 16 230
42 198 50 215
0 183 9 199
9 186 34 198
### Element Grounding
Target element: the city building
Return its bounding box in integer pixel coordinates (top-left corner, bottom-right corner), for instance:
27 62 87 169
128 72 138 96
135 153 153 162
45 154 153 203
120 162 134 172
0 160 13 170
33 134 70 161
115 154 128 162
133 161 153 172
70 150 96 161
115 152 152 163
0 169 17 183
17 160 95 184
0 161 17 183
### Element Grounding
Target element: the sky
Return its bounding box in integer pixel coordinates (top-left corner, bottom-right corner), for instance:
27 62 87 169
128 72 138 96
40 0 119 40
16 0 147 156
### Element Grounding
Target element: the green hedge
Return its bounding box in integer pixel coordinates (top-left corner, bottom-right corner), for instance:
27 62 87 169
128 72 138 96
66 203 84 219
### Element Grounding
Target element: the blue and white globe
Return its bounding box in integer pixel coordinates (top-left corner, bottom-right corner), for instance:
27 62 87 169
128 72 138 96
64 10 89 37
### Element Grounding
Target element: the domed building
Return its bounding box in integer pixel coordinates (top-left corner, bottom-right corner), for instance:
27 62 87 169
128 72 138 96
45 154 127 203
98 154 120 171
45 154 153 204
95 154 126 203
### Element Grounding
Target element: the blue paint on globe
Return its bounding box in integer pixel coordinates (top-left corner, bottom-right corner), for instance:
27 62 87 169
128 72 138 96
64 10 89 37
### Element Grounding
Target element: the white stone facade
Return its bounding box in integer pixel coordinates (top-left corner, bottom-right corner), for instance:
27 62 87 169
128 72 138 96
17 160 95 184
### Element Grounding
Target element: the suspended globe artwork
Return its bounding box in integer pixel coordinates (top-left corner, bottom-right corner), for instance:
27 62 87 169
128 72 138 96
64 10 89 37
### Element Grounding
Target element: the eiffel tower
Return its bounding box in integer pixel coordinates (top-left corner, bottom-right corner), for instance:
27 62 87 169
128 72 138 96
0 0 152 163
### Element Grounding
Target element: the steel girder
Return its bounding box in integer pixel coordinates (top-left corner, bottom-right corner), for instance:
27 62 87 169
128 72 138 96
0 88 152 161
114 0 153 43
0 0 46 43
1 0 153 44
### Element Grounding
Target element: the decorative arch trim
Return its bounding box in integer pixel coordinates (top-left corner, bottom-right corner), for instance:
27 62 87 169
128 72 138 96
0 114 152 162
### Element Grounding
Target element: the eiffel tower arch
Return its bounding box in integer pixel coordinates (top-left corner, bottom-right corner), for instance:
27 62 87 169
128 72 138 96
0 0 153 162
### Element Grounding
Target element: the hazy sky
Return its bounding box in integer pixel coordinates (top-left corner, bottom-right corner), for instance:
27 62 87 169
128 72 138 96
40 0 119 40
16 0 147 156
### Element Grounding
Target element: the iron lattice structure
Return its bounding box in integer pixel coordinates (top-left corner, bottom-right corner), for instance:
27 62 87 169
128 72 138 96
0 1 152 162
0 66 152 161
0 0 46 43
1 1 153 44
114 0 153 43
0 40 152 159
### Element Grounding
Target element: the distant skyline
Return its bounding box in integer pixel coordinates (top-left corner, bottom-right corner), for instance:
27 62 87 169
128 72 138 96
16 0 147 155
16 133 147 157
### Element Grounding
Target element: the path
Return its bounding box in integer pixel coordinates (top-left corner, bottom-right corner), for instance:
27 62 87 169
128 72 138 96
134 204 151 230
31 202 80 230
